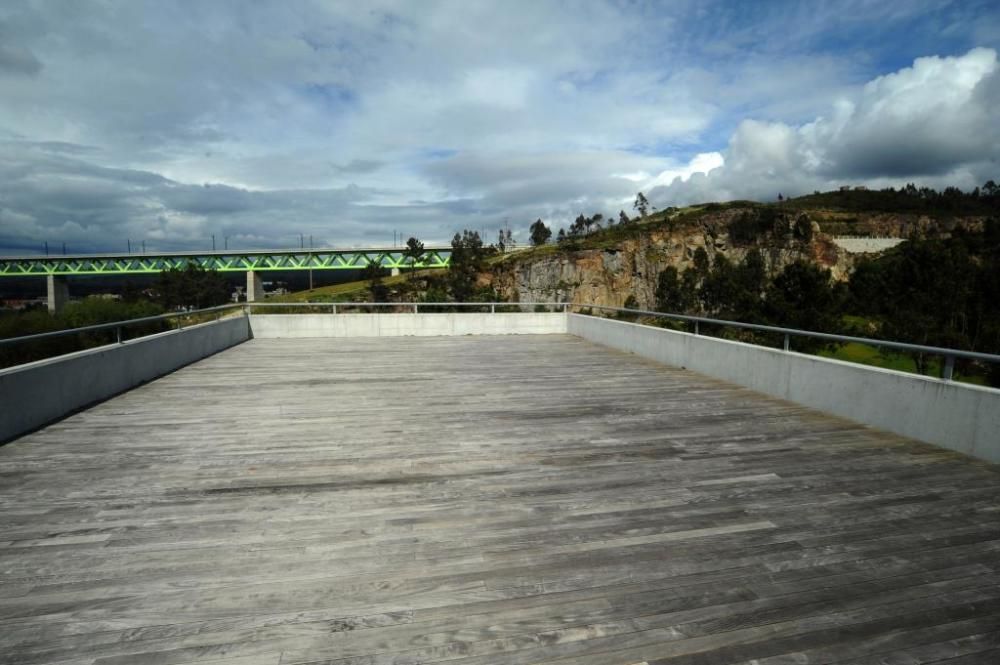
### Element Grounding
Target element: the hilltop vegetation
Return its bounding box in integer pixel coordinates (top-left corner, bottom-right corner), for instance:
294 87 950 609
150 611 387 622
486 184 1000 385
786 181 1000 217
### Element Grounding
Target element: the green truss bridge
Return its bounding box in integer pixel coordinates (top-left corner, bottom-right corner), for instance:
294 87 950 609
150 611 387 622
0 246 452 311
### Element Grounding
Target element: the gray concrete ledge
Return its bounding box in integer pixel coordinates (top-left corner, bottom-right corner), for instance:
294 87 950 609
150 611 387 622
568 314 1000 464
0 316 251 443
248 312 567 337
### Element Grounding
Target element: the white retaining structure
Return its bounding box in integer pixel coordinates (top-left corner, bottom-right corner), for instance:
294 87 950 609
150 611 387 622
567 314 1000 464
0 316 251 443
832 237 906 253
248 312 567 338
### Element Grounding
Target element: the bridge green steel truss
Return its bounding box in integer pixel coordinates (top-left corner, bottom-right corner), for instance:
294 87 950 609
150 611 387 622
0 249 452 277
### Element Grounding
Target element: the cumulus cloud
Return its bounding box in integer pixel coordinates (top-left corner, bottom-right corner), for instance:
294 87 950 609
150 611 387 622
650 48 1000 206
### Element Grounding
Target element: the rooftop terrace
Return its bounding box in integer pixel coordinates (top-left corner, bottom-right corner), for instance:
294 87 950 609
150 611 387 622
2 334 999 664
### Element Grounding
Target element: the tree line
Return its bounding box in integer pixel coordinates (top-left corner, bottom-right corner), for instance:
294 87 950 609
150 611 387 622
653 220 1000 385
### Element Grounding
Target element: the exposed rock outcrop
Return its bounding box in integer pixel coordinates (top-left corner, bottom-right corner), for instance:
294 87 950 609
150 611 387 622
490 208 851 308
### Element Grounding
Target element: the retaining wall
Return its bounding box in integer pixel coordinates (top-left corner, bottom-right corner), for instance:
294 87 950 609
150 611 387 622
568 314 1000 464
0 316 251 443
248 312 567 337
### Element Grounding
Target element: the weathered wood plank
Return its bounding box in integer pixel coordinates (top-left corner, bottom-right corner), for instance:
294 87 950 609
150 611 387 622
1 335 998 665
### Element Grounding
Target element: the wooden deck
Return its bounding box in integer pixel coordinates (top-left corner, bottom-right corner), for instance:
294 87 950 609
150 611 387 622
1 334 999 665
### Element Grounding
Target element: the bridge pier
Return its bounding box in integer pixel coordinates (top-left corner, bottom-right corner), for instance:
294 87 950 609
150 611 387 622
47 275 69 314
246 270 264 302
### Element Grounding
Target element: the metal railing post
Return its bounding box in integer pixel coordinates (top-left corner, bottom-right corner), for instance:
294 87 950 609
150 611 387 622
491 303 495 314
332 304 337 314
116 327 122 344
694 321 699 335
783 334 790 351
413 303 419 314
943 355 955 381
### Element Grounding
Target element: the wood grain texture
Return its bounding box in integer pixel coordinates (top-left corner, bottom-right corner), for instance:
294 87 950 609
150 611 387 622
1 334 998 665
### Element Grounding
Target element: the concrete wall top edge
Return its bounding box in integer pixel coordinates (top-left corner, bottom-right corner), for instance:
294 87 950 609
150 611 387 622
567 314 1000 396
247 312 568 338
0 317 249 377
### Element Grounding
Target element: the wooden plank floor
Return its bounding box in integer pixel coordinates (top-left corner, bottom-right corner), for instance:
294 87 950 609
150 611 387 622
1 334 999 665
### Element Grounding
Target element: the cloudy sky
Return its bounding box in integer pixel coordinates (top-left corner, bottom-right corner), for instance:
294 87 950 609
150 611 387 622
1 0 999 254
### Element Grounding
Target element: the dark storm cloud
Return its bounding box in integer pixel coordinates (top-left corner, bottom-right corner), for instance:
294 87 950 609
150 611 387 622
0 44 41 75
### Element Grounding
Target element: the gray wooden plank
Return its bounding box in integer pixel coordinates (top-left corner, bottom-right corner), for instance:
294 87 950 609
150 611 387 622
1 334 998 665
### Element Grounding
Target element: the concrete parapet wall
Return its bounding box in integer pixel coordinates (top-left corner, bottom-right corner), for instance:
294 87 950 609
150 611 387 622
568 314 1000 464
248 313 567 337
0 316 250 443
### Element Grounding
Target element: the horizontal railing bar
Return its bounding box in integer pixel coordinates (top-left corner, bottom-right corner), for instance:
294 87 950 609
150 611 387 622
3 300 998 368
0 304 243 347
246 302 564 307
571 304 1000 364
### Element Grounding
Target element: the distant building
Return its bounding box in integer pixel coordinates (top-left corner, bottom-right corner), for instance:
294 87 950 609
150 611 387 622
854 185 868 191
839 185 852 192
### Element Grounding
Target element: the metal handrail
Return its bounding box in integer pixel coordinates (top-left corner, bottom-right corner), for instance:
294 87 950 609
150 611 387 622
568 304 1000 379
0 302 564 347
0 303 243 347
3 300 997 382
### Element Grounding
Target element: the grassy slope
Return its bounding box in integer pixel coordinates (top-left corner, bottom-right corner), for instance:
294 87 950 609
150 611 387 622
262 271 440 303
819 342 987 386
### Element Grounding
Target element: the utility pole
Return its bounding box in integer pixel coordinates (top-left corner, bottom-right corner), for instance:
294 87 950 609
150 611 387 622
308 235 314 291
212 234 216 251
44 241 49 256
62 242 66 255
142 240 145 253
300 233 304 249
127 239 131 253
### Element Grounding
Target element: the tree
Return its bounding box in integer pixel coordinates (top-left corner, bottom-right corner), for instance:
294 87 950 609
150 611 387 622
155 265 230 310
849 237 980 373
362 261 389 302
448 230 487 302
557 228 567 243
698 251 767 322
633 192 650 218
529 219 552 246
764 261 840 350
656 266 695 313
692 246 710 277
619 210 630 226
404 237 425 278
794 214 813 242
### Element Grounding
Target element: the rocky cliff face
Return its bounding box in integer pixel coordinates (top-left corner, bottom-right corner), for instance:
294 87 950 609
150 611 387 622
489 208 853 309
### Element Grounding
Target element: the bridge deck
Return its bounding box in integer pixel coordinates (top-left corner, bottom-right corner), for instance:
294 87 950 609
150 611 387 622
1 335 999 665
